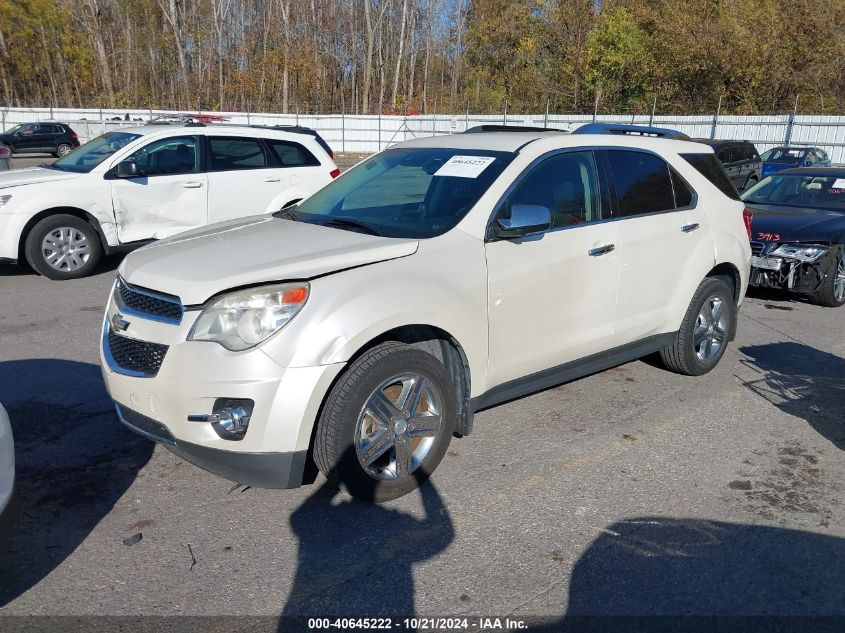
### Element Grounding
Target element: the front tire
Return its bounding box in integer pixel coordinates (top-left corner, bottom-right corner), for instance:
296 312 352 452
313 342 457 502
660 277 735 376
24 214 102 280
815 246 845 307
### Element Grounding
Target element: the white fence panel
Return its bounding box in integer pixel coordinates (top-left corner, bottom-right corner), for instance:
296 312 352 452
2 106 845 162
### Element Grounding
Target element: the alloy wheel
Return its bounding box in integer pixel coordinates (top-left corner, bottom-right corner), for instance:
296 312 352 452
694 295 728 361
355 372 443 480
835 254 845 303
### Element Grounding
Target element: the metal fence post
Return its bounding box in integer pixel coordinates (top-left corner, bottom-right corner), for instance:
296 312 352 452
784 94 800 147
544 98 549 128
502 99 507 125
378 112 381 151
465 101 469 131
592 95 598 122
341 111 346 153
710 95 722 139
1 109 5 133
432 102 437 136
649 97 656 126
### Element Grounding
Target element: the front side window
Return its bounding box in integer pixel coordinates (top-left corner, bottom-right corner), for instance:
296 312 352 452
289 147 515 238
503 151 603 228
16 124 37 136
50 131 141 173
209 136 269 170
606 150 675 216
125 135 198 176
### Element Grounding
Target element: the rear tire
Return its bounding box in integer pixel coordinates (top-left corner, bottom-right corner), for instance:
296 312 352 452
55 143 72 158
24 214 101 280
660 277 735 376
313 342 456 502
814 246 845 308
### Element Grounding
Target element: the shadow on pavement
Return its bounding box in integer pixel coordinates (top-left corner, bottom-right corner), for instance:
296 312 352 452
0 359 153 606
0 253 123 278
279 459 454 625
740 342 845 450
529 517 845 632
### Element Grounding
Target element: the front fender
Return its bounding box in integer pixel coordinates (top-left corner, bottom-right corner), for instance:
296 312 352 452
260 231 491 396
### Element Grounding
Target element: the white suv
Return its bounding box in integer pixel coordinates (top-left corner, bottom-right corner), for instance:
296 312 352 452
0 124 338 279
100 127 752 502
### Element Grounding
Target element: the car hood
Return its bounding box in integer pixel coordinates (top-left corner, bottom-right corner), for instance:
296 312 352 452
0 166 80 189
121 215 420 304
746 203 845 243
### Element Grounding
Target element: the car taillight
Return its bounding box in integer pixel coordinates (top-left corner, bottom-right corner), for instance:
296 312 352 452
743 207 753 239
330 168 340 179
70 132 78 139
0 147 9 158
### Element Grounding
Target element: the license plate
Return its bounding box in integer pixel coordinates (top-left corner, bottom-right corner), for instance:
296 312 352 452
750 255 782 271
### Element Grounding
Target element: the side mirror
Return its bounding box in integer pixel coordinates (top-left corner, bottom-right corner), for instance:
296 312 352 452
115 160 141 178
494 204 551 239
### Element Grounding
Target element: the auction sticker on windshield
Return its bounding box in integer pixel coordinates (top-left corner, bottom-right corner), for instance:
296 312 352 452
831 178 845 190
434 155 496 178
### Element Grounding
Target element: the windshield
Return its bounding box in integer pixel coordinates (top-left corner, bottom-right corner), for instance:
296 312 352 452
3 125 23 135
761 148 804 163
290 147 515 238
742 174 845 211
50 131 141 173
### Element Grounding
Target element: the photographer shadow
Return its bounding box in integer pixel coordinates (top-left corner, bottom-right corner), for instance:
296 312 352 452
0 359 153 606
278 455 454 627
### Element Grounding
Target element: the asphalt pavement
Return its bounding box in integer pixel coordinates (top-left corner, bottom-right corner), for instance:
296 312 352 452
0 162 843 626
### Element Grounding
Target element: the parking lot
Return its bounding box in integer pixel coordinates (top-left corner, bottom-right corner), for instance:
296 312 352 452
1 235 844 624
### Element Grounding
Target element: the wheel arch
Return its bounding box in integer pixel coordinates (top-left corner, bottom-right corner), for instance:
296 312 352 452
18 206 106 260
706 262 741 341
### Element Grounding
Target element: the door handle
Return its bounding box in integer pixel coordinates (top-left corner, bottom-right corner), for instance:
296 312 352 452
588 244 615 256
263 176 281 182
681 223 700 233
182 181 204 188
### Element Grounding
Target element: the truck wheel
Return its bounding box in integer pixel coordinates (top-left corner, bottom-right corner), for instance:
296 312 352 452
24 214 101 280
660 277 735 376
815 246 845 308
313 342 457 502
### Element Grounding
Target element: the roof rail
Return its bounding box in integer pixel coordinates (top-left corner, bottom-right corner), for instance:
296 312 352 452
463 124 566 134
572 122 689 140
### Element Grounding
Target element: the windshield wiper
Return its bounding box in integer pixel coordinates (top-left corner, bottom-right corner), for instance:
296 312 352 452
317 217 382 236
273 204 300 220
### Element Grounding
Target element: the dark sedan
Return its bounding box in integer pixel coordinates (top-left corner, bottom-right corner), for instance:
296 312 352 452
742 167 845 306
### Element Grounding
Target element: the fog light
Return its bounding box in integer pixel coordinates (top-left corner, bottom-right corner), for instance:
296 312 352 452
188 398 253 441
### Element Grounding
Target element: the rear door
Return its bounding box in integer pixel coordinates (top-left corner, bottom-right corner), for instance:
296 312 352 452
110 134 208 243
604 149 712 346
485 150 620 387
206 135 291 224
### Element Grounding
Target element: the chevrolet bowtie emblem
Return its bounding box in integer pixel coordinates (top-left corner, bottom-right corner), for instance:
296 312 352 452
111 313 130 332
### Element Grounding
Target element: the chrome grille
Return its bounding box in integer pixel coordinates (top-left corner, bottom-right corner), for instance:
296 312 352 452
107 329 168 377
115 277 183 323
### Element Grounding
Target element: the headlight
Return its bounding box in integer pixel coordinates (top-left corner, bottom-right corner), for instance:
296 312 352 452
770 244 828 263
0 195 12 209
188 282 309 351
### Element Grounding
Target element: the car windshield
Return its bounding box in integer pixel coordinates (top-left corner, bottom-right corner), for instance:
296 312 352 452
49 131 141 173
4 125 23 135
287 147 515 238
761 148 804 163
742 174 845 211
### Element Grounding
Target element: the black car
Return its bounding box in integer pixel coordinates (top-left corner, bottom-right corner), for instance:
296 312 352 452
742 167 845 307
694 139 761 191
0 122 80 157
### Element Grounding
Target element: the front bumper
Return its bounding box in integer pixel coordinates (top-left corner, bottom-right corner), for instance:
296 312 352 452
116 405 308 488
100 283 345 488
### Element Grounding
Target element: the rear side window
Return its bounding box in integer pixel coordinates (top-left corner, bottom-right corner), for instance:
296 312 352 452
680 153 740 200
266 139 320 167
208 137 269 171
670 167 694 207
606 150 675 216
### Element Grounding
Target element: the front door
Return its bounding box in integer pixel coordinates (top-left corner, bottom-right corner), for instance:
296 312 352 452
110 134 208 243
485 150 620 389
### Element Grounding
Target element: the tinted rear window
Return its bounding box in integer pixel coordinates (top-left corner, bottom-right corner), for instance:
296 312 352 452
680 153 740 200
266 139 320 167
606 150 675 216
